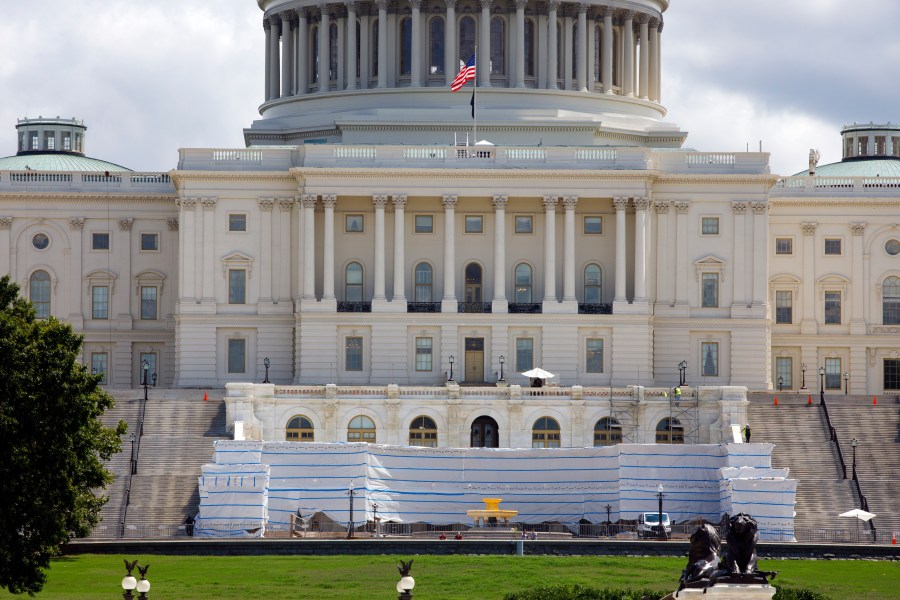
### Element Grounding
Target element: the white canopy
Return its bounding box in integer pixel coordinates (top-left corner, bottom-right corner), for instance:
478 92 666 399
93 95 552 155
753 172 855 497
838 508 876 521
521 367 555 379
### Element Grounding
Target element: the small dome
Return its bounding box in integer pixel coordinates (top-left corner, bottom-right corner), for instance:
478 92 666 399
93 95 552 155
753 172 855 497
793 157 900 178
2 116 132 172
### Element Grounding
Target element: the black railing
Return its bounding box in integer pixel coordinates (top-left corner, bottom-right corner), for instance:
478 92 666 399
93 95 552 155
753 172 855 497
407 302 441 313
508 303 543 314
820 397 847 478
579 303 613 314
337 301 372 313
457 302 492 313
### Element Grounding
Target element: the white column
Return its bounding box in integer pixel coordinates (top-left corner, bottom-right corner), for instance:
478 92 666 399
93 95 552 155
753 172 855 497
346 2 358 89
850 223 866 333
441 195 458 311
392 195 407 302
297 10 309 95
67 218 83 324
373 194 388 301
622 11 634 97
653 201 670 305
547 1 559 89
180 199 197 302
322 195 336 300
269 18 281 99
638 16 649 99
264 21 272 101
410 0 422 87
259 198 274 302
577 4 588 92
318 6 330 92
277 198 295 302
542 196 558 304
302 194 317 301
613 197 628 302
732 202 747 309
282 13 294 96
633 196 648 301
444 0 458 85
648 19 659 102
515 0 526 88
492 195 508 310
602 10 613 93
377 0 388 88
562 197 577 303
674 201 689 307
868 134 876 157
201 198 216 302
655 22 662 103
751 202 768 307
801 222 817 332
479 0 492 87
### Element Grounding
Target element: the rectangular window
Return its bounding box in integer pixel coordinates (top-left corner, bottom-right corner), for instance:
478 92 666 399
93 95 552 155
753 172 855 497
45 133 55 150
824 291 841 324
140 352 158 383
884 359 900 390
345 214 364 232
414 215 433 233
516 338 534 372
345 337 363 371
775 238 793 255
227 339 246 374
515 215 533 234
824 238 842 255
701 273 719 308
228 214 247 232
775 357 793 389
586 338 604 373
825 357 842 390
92 232 110 250
415 337 433 371
775 291 792 324
31 132 38 150
91 352 108 384
701 217 720 235
228 269 246 304
465 215 483 233
140 233 159 251
583 216 602 235
75 133 82 152
91 286 109 320
141 286 158 320
700 342 719 377
62 132 71 151
875 136 886 155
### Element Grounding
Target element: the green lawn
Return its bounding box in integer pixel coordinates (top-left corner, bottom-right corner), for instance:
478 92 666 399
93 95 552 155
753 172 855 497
1 555 896 599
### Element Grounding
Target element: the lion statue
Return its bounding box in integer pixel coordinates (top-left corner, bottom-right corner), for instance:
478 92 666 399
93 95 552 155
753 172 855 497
704 513 777 593
676 523 720 596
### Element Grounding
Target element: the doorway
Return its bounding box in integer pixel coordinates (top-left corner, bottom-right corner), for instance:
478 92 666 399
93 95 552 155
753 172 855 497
471 415 499 448
464 263 482 302
465 337 485 383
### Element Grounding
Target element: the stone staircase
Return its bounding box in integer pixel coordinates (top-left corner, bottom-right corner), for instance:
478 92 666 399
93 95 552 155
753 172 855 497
747 394 860 532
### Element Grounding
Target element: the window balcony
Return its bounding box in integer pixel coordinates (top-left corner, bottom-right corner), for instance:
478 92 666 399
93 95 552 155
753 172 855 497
407 302 441 313
337 301 372 313
508 303 543 314
578 303 613 315
457 302 492 314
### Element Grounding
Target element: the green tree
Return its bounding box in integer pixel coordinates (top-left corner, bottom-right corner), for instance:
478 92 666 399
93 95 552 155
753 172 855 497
0 275 125 595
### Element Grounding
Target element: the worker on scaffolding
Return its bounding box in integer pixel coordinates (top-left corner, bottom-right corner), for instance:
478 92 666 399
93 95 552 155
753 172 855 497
673 386 682 407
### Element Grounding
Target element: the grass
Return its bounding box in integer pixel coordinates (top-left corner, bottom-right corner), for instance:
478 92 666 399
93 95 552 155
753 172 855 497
0 555 896 599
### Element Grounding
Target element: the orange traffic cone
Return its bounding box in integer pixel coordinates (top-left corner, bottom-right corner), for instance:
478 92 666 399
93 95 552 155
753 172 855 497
873 396 877 405
892 533 896 545
203 391 209 402
807 395 812 405
773 397 778 406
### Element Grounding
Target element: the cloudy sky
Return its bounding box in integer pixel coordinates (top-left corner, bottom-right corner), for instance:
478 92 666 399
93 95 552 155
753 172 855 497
1 0 898 175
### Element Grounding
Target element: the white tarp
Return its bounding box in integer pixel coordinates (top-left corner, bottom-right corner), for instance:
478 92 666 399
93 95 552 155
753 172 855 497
196 462 269 538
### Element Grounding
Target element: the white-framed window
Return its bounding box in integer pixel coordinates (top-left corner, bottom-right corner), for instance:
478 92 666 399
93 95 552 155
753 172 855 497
824 238 842 255
825 357 842 389
775 290 792 324
345 214 364 232
701 273 719 308
515 215 533 234
586 338 604 373
701 217 719 235
414 214 433 233
346 336 363 371
514 263 533 303
91 352 108 384
414 263 433 302
465 215 483 233
91 286 109 320
584 264 602 304
883 276 900 325
229 213 247 232
62 132 71 151
30 270 51 318
228 269 246 304
516 337 534 372
140 233 159 252
141 286 158 320
415 337 433 371
700 342 719 376
775 237 793 255
227 338 246 373
583 216 602 235
824 291 841 324
92 232 110 251
775 356 793 389
345 262 364 302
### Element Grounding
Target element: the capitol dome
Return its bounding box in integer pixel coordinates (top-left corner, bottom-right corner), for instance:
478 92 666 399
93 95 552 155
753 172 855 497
246 0 683 147
0 117 131 172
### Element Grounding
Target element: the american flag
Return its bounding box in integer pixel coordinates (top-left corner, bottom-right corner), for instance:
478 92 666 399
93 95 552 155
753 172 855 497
450 55 476 92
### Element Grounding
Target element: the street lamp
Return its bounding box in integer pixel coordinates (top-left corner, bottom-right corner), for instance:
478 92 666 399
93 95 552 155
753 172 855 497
843 372 849 395
605 503 612 537
448 355 455 382
850 438 858 478
141 360 157 410
656 484 666 540
372 502 380 537
121 560 150 600
396 560 415 600
818 366 825 403
136 565 150 599
778 376 783 392
498 355 505 382
678 361 687 386
800 363 807 390
126 433 137 475
347 481 356 539
263 357 270 383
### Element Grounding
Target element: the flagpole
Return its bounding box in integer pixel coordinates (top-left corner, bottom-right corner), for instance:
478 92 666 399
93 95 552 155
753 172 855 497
473 43 477 146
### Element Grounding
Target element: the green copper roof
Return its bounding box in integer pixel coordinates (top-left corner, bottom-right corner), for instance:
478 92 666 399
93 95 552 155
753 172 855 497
0 153 131 172
793 158 900 178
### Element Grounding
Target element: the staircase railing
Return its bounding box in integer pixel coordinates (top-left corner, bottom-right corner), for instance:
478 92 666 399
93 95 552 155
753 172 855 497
121 394 149 537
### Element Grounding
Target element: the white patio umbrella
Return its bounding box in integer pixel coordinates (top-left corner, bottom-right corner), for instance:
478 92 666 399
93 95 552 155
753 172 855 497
521 367 555 379
839 508 876 540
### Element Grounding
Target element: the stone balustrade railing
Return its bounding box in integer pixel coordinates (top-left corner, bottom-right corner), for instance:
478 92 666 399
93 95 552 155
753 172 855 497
772 175 900 196
0 171 174 194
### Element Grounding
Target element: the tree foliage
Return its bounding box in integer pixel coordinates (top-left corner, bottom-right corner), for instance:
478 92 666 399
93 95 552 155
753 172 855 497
0 275 124 595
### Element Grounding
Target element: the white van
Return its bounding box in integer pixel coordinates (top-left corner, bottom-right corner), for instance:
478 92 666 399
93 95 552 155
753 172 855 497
637 512 671 539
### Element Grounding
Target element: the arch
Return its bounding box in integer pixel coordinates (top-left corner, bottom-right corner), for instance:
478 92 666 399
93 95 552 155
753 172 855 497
345 261 363 301
532 416 561 448
883 275 900 325
286 414 315 441
429 16 445 76
29 269 51 318
347 414 376 443
470 414 499 448
13 219 71 252
329 22 338 81
414 261 434 302
593 417 622 446
399 16 412 76
489 16 505 75
458 16 476 63
464 262 483 303
409 415 438 447
514 263 533 304
583 263 602 304
656 418 684 444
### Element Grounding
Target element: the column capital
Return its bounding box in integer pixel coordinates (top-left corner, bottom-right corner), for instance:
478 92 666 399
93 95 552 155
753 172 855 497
263 18 272 30
547 0 561 11
613 197 629 211
542 195 559 209
322 194 337 208
493 195 509 209
674 200 690 214
258 197 275 211
801 222 817 236
268 16 281 32
636 12 649 24
167 217 179 232
408 0 423 8
850 222 867 236
69 217 85 231
301 194 318 208
445 0 459 7
479 0 493 8
391 194 408 209
653 200 671 214
201 197 218 211
296 7 309 18
0 217 11 230
375 0 389 10
514 0 528 8
277 197 296 210
632 196 649 211
621 10 634 21
344 1 358 11
577 2 589 14
118 217 134 231
750 201 768 215
442 194 458 209
562 196 578 209
599 6 614 18
372 194 389 208
281 11 293 23
178 197 198 210
731 201 748 214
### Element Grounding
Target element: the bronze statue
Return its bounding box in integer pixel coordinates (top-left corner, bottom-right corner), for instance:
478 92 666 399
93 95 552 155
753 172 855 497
397 559 414 577
675 524 721 596
703 513 777 593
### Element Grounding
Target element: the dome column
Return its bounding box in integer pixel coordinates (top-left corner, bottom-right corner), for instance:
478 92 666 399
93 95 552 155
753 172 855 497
563 196 578 304
656 22 662 103
492 196 508 310
547 1 559 90
622 11 634 97
376 0 388 88
441 195 458 312
638 15 649 100
444 0 458 86
633 196 648 302
613 197 628 303
322 195 336 301
392 195 407 304
281 13 294 96
514 0 527 88
346 3 358 90
269 18 281 100
318 6 330 92
602 8 613 94
479 0 492 87
264 20 272 101
411 0 423 87
372 195 388 302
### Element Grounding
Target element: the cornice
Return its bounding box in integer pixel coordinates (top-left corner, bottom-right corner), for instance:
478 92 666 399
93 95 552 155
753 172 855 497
0 192 176 203
171 171 300 185
769 197 900 209
654 173 779 186
292 167 657 183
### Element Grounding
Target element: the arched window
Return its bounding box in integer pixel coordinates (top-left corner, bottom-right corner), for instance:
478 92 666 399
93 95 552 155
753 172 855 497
429 17 445 75
409 415 438 447
572 22 578 79
465 263 482 303
594 417 622 446
286 415 315 441
656 418 684 444
372 20 379 77
515 264 533 304
311 26 319 83
345 262 363 302
459 16 476 63
355 21 362 78
30 270 51 319
584 264 602 304
490 17 505 75
532 416 561 448
884 276 900 325
399 17 412 76
329 23 338 81
348 415 376 443
415 262 433 302
524 19 535 77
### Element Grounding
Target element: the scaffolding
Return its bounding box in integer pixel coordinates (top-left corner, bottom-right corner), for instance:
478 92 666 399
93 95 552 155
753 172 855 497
666 386 702 444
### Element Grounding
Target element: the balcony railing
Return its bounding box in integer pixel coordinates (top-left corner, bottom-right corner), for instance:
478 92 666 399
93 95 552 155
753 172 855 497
508 303 542 314
578 303 614 315
457 302 492 313
337 301 372 313
407 302 441 313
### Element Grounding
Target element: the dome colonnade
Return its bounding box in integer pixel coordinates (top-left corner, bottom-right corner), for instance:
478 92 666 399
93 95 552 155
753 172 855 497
261 0 665 102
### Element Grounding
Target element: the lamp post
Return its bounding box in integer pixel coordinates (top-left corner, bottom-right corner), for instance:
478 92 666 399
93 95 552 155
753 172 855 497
656 484 666 540
778 376 783 392
818 366 825 403
498 355 505 382
127 433 137 475
678 361 687 386
121 560 150 599
800 363 807 390
850 438 858 479
448 355 455 382
372 502 379 537
605 503 612 537
141 360 157 408
843 372 849 395
396 560 415 600
263 357 270 383
347 481 356 539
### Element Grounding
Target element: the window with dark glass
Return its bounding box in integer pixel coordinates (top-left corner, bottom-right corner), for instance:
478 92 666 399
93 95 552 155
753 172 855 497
429 17 445 75
312 26 319 82
775 238 793 255
415 215 433 233
465 215 483 233
345 337 363 371
399 17 412 75
92 286 109 320
776 356 793 389
825 291 841 324
524 19 535 76
329 23 338 80
409 416 438 447
586 338 603 373
701 342 718 376
775 290 792 324
141 286 158 320
92 232 110 250
459 16 475 62
414 263 433 302
371 21 378 77
348 415 376 442
91 352 108 384
490 17 505 75
227 338 245 373
228 269 246 304
702 273 718 308
824 238 842 255
884 359 900 390
584 264 602 304
516 337 533 372
32 233 49 250
584 216 602 234
515 264 533 303
702 217 719 235
532 417 561 448
286 415 315 441
345 214 364 232
229 214 247 232
594 417 622 446
825 357 841 389
140 233 159 251
30 270 50 318
515 215 533 234
656 418 684 444
883 276 900 325
464 263 482 302
415 337 433 371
